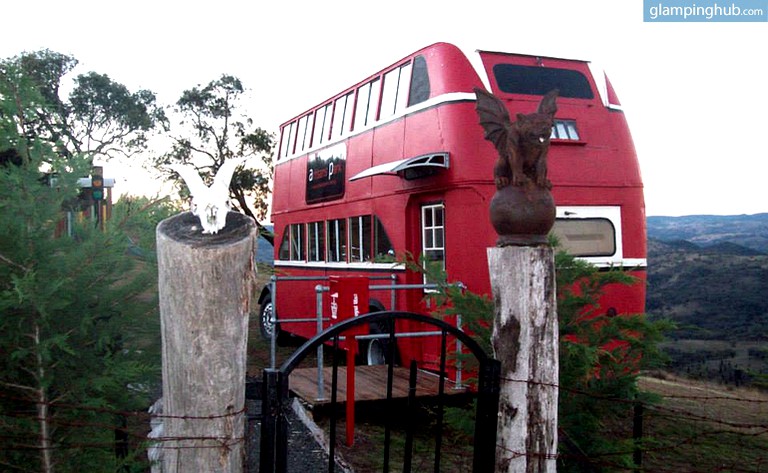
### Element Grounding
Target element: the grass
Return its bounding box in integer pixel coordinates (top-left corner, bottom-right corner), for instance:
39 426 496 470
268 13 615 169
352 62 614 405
638 374 768 472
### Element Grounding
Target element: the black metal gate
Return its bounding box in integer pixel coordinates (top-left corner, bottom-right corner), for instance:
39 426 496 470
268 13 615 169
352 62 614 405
259 311 501 473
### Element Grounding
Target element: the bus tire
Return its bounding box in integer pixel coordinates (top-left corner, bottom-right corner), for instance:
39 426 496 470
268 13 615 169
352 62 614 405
258 294 280 341
360 319 397 366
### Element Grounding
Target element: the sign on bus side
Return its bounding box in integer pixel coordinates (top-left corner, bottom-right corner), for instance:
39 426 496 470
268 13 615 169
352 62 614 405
306 143 346 204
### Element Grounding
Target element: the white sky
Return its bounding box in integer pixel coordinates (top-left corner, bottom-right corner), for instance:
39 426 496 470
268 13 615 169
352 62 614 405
2 0 766 217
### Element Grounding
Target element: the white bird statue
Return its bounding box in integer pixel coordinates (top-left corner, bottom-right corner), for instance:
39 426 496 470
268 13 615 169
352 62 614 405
169 157 247 234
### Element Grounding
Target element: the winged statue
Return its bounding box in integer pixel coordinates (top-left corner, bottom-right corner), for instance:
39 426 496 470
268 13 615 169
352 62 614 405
474 87 558 190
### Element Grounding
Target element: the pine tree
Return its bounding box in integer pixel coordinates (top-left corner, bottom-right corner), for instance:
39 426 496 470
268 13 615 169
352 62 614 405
1 55 160 473
408 242 673 472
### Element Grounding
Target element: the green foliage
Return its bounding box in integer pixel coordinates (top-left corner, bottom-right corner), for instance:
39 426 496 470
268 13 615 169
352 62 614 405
405 244 673 471
111 195 180 260
404 252 494 357
1 61 162 473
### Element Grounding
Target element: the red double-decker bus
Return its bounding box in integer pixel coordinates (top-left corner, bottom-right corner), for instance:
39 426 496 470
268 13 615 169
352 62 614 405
259 42 646 370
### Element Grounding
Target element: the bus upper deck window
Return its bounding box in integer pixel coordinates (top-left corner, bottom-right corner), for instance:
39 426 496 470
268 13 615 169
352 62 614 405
353 78 381 131
492 64 594 99
280 121 297 159
551 119 580 141
408 55 430 107
296 113 312 153
380 61 413 120
331 92 354 139
313 103 332 147
551 218 615 257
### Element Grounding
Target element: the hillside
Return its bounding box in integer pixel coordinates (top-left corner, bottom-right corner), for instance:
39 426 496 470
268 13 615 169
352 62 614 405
256 225 275 266
647 213 768 253
646 237 768 340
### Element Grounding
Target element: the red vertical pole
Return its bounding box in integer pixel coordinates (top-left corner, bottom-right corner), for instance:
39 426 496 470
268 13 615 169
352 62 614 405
345 339 356 446
328 276 368 448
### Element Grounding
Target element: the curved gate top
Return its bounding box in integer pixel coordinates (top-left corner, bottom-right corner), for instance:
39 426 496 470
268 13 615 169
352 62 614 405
260 311 501 473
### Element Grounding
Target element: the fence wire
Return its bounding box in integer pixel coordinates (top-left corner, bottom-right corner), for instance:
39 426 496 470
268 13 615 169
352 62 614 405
2 372 766 472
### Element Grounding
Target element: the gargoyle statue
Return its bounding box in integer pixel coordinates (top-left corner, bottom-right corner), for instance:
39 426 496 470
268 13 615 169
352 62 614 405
169 157 247 234
474 88 558 190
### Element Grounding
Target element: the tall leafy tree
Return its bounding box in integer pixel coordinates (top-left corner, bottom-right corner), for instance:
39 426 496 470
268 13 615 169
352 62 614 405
157 74 275 242
3 49 167 162
1 56 161 473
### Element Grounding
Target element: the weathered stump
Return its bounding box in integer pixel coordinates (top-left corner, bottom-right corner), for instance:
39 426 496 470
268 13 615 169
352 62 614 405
157 211 257 473
488 246 558 473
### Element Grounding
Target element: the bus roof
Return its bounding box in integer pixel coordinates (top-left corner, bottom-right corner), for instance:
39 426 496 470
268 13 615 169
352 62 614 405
278 42 619 130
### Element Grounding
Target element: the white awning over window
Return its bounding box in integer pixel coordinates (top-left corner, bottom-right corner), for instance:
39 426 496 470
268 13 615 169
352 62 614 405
349 152 449 181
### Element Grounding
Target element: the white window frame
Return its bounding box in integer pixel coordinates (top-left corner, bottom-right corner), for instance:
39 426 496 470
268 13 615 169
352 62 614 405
554 206 645 268
421 203 445 287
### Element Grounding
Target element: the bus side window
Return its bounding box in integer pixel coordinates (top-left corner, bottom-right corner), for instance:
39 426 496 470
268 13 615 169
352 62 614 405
551 218 616 256
331 92 354 139
280 121 297 159
349 215 372 262
290 223 305 261
408 55 430 107
296 113 313 153
313 103 332 147
308 221 325 262
380 61 413 120
353 78 381 131
278 226 291 260
374 216 395 262
327 219 347 262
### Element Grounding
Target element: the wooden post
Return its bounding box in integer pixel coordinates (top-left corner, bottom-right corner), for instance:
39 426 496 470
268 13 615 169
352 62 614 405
157 211 257 473
488 246 558 473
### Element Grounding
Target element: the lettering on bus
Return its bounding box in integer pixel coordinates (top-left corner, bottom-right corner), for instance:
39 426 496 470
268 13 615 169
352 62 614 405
306 144 346 204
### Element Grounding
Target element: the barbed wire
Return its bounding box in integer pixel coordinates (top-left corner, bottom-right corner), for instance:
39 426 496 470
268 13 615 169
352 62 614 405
2 372 766 471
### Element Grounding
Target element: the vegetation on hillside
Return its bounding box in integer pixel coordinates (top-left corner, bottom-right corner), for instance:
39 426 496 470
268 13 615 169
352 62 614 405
647 238 768 341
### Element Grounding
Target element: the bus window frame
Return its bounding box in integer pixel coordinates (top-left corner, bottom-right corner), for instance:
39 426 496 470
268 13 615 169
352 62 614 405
553 206 625 267
421 202 446 288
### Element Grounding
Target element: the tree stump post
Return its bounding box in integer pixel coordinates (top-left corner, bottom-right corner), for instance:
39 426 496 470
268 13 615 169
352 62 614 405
488 246 558 473
156 211 257 473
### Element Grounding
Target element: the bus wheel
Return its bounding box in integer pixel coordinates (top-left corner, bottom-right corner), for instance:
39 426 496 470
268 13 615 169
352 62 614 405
360 321 396 366
365 337 388 365
258 294 280 341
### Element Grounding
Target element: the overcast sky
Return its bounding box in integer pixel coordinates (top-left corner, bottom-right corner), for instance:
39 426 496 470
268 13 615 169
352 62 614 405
2 0 766 217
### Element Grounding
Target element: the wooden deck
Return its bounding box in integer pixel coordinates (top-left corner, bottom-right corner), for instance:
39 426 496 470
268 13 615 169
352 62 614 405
289 365 467 407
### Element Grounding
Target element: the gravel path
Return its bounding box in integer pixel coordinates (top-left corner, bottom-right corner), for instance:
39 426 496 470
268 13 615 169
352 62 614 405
246 398 349 473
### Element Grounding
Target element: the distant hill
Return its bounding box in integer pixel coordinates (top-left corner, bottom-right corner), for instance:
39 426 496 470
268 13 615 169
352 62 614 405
647 213 768 254
646 238 768 341
256 225 274 266
645 213 768 340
